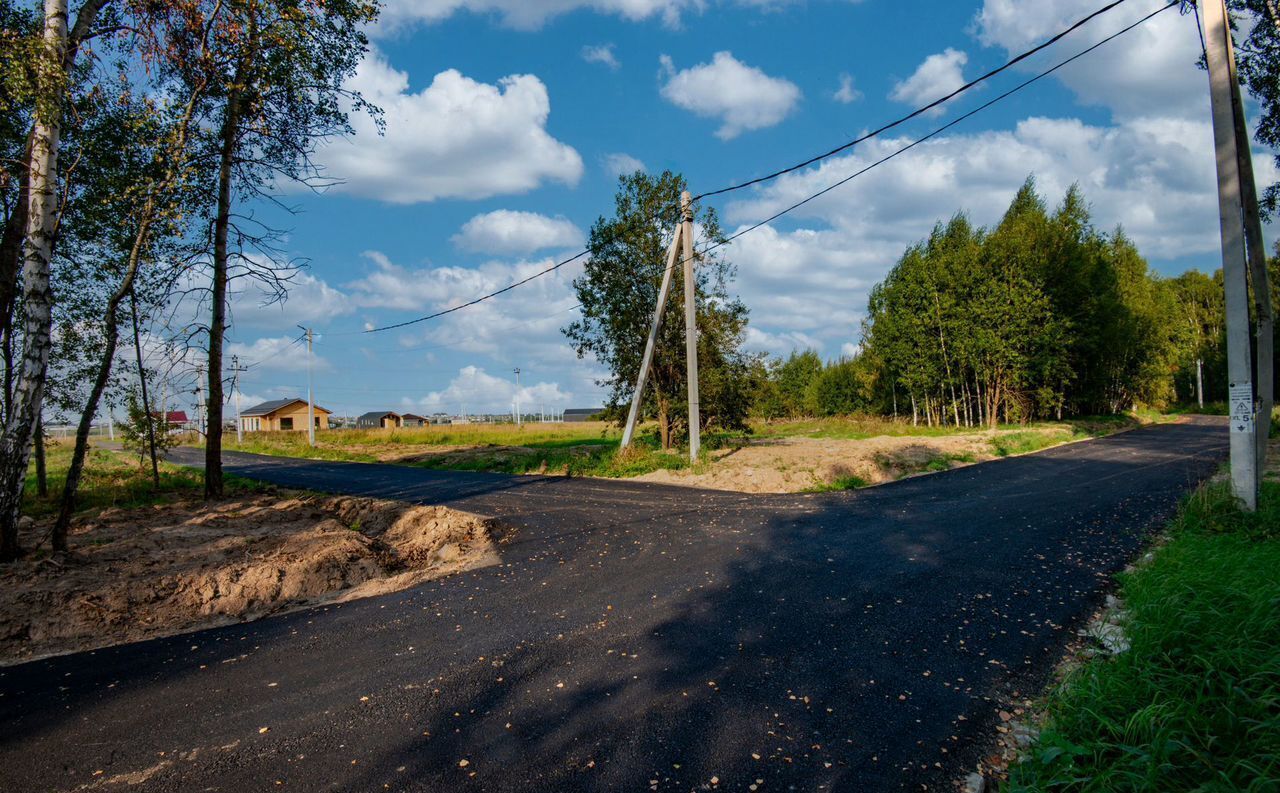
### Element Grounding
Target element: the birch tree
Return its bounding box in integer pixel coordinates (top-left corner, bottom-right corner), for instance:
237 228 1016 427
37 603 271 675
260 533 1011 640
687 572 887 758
0 0 108 561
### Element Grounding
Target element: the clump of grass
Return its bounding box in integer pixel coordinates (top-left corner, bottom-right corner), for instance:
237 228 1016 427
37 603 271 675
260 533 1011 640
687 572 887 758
990 430 1071 457
804 474 870 493
1006 481 1280 791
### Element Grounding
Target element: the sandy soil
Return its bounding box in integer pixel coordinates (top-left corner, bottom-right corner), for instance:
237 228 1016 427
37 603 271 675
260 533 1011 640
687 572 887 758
0 494 508 665
633 429 1069 493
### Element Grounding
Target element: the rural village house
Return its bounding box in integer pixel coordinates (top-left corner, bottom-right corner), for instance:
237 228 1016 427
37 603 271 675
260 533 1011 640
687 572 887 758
356 411 402 429
240 398 331 432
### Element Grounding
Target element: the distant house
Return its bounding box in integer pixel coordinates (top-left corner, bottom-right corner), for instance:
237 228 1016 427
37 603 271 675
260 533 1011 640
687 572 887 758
240 398 331 432
564 407 605 422
401 413 428 427
356 411 401 429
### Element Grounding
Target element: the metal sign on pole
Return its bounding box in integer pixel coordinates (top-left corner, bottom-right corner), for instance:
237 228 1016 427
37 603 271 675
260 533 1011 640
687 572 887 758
1203 0 1259 510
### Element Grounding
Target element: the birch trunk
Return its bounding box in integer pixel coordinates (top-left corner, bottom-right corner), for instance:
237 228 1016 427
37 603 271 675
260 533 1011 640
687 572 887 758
0 0 69 560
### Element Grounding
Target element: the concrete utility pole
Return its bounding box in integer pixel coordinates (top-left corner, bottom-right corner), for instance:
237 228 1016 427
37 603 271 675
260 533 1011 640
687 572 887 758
230 355 247 443
681 191 701 463
620 221 682 449
1223 20 1275 474
1197 358 1205 409
513 368 522 427
299 326 315 447
1203 0 1259 510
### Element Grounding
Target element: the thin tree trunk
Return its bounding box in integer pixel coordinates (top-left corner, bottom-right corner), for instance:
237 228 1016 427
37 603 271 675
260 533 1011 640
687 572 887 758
33 414 47 498
205 91 241 500
52 256 144 549
911 393 918 427
0 0 70 561
0 131 34 426
657 398 670 450
130 287 159 487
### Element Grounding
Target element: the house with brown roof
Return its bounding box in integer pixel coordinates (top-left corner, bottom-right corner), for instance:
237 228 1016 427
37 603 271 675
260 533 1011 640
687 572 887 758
240 398 330 433
401 413 428 427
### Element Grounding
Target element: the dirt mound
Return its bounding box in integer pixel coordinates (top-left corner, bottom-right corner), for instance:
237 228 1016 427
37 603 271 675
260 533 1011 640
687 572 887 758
0 495 507 665
634 432 1029 493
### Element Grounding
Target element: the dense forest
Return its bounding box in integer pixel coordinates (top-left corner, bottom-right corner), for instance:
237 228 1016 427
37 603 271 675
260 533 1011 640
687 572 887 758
750 178 1267 427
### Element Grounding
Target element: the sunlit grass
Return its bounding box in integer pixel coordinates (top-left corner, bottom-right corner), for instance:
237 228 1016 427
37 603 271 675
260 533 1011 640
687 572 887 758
1006 482 1280 791
23 442 268 518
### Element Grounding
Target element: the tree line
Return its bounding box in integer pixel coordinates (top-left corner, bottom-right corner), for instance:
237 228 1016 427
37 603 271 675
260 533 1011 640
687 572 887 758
750 178 1267 428
576 173 1263 441
0 0 379 561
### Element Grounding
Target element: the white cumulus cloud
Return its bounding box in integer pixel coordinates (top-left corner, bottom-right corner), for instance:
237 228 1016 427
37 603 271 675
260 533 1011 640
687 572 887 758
410 365 573 415
833 73 862 104
602 152 646 177
452 210 585 256
377 0 695 31
972 0 1206 120
659 52 802 140
318 50 582 203
227 336 331 373
889 48 968 114
581 43 620 70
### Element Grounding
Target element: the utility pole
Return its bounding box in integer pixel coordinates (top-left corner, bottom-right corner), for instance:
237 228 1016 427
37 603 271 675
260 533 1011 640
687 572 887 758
1203 0 1259 510
300 326 315 447
194 380 205 437
1223 19 1275 474
621 212 683 449
230 355 247 443
681 191 701 463
1197 358 1205 409
513 368 522 427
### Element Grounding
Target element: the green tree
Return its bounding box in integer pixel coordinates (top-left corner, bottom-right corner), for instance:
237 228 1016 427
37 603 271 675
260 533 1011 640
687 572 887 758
151 0 379 497
565 170 754 448
773 349 823 417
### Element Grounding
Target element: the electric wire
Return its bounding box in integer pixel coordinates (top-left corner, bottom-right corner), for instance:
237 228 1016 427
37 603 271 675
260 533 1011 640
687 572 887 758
355 0 1144 336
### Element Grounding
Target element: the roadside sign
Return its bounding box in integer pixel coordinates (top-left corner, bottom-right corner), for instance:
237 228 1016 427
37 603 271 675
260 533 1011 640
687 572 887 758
1229 382 1255 434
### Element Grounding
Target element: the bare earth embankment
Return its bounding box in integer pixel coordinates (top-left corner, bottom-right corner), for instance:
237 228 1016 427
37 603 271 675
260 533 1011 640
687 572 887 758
0 493 508 665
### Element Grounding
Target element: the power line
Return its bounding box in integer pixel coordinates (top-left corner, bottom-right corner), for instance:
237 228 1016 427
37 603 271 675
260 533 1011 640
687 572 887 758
354 0 1150 336
691 0 1138 201
699 0 1181 259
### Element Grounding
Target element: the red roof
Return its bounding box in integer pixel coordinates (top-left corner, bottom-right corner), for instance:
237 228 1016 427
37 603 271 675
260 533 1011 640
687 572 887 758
152 411 189 423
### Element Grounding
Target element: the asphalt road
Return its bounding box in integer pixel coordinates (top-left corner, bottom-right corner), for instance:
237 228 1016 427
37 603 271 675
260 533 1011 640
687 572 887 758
0 419 1226 792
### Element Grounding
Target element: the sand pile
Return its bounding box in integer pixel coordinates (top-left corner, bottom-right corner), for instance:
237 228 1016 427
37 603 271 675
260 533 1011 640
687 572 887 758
0 494 507 664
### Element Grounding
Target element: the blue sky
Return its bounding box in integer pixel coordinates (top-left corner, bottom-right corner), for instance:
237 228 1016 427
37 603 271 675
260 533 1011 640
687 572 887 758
203 0 1273 419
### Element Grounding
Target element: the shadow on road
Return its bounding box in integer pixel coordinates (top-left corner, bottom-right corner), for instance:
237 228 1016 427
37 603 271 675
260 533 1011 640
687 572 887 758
0 421 1225 792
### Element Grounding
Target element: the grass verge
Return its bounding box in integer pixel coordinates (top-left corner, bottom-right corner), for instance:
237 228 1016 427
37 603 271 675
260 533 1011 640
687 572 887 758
23 442 269 519
1005 481 1280 791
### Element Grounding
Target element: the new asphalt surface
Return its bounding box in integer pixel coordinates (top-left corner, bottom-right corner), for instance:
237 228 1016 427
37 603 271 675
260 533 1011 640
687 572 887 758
0 419 1226 792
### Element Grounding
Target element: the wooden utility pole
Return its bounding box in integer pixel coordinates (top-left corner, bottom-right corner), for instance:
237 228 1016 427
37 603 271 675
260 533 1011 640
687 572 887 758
1203 0 1259 510
1223 21 1275 473
620 223 682 449
681 191 700 463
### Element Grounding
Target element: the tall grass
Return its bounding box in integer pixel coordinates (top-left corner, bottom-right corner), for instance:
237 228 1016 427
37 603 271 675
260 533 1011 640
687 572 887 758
1006 482 1280 791
23 442 268 518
